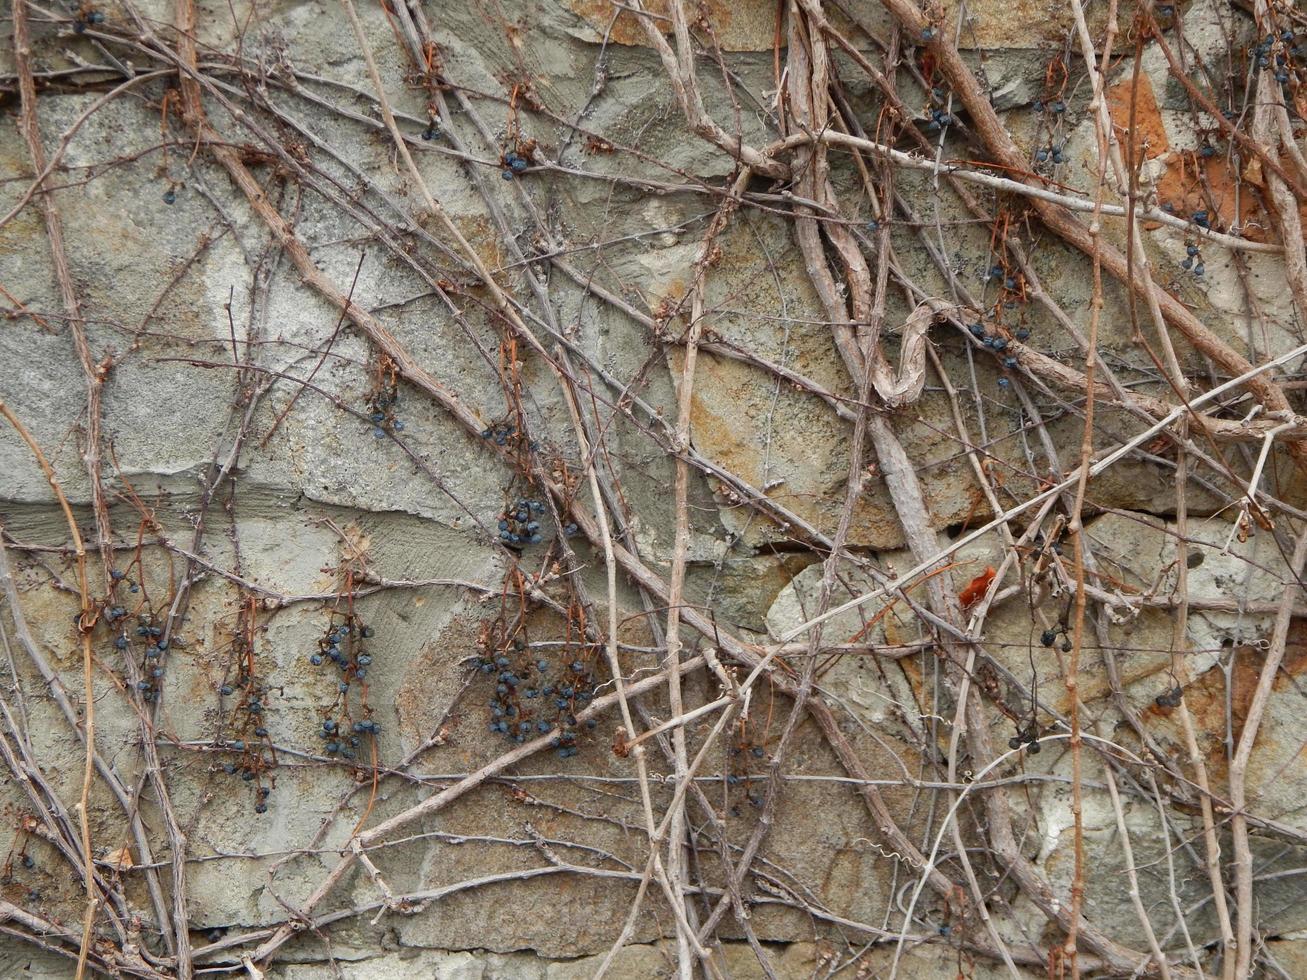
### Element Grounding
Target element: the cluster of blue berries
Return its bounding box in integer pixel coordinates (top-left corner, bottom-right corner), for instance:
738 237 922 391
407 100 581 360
966 321 1023 389
217 758 273 812
984 265 1019 290
726 742 768 812
125 613 167 703
421 121 443 141
984 264 1026 313
308 618 375 687
1040 625 1071 651
213 605 280 813
924 107 952 132
231 685 271 740
368 386 404 439
1007 720 1042 753
216 728 274 812
109 567 140 594
1034 144 1065 166
481 421 516 446
501 149 530 180
498 497 546 547
319 714 380 762
1154 684 1184 708
1253 31 1299 84
922 85 952 133
71 9 105 32
1181 241 1205 278
308 616 380 766
478 635 598 759
1032 98 1067 115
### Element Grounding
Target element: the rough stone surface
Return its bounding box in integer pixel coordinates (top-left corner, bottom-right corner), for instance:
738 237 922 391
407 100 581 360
1 0 1305 976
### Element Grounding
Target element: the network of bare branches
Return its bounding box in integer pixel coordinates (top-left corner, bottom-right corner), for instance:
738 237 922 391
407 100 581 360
2 0 1307 977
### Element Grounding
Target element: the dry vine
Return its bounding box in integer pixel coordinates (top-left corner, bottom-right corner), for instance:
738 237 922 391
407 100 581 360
2 0 1307 977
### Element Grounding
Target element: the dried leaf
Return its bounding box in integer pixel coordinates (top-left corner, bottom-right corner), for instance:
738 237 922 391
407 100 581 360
958 566 997 610
102 847 133 871
1244 157 1264 188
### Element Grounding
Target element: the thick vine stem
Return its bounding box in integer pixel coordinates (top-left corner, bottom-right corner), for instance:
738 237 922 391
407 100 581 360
3 0 1306 975
857 0 1307 470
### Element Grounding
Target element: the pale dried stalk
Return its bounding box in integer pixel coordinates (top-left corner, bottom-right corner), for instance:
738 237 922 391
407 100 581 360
1249 0 1307 364
0 402 97 979
9 7 101 973
789 5 1118 971
1171 441 1237 980
1228 523 1307 979
1063 0 1121 965
627 0 786 179
763 129 1281 254
561 381 713 979
1102 765 1172 979
865 0 1304 464
780 338 1307 642
248 649 707 963
1068 0 1185 393
661 168 749 980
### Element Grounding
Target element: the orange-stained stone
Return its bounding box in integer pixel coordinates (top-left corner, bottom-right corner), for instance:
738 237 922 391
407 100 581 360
1105 74 1307 239
1106 74 1170 161
1153 151 1270 240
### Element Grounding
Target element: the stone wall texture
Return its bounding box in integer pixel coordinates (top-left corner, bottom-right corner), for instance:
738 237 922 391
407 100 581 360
2 0 1307 976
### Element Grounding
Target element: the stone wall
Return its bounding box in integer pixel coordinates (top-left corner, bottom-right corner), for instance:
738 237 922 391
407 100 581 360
2 0 1306 976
